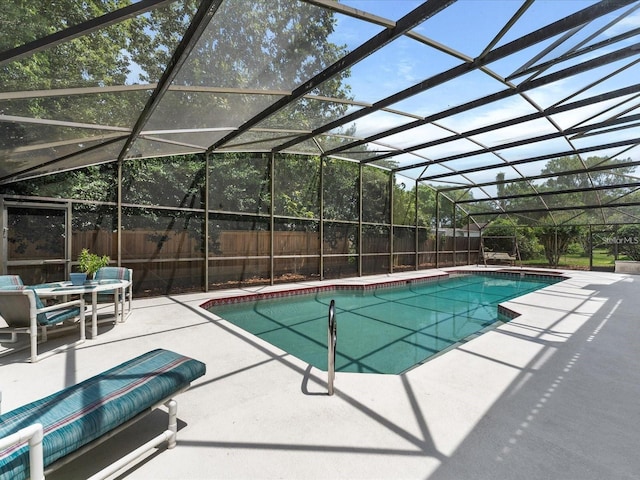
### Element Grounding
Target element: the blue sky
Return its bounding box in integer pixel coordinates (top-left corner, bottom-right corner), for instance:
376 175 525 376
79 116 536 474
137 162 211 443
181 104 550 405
333 1 615 97
324 1 640 186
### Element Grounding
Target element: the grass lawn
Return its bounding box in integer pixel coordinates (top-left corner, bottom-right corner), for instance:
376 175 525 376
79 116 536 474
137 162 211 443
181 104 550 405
519 248 620 269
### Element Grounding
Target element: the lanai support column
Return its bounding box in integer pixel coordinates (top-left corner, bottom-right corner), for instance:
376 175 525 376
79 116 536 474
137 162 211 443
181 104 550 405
270 153 275 286
467 216 471 266
117 161 122 267
390 172 394 274
320 157 324 281
589 224 593 270
452 201 457 267
435 191 440 269
358 163 363 277
415 179 419 271
204 153 210 292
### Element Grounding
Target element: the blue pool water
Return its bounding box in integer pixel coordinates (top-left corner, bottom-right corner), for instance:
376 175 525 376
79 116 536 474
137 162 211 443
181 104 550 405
210 274 562 374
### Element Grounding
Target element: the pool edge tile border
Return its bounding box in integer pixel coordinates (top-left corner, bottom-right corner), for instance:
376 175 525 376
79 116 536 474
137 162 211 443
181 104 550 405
199 274 449 310
199 269 567 310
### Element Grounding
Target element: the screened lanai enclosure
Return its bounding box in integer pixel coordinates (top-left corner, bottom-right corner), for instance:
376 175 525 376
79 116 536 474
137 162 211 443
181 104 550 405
1 0 640 295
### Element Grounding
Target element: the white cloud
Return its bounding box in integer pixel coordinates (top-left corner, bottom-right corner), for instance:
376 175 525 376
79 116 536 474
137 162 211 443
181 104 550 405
605 10 640 36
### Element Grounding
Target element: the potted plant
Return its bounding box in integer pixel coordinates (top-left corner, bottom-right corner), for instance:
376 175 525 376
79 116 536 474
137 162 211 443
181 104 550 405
72 248 110 285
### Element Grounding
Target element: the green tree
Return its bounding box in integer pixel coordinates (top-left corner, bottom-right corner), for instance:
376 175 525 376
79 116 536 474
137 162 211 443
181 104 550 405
1 2 142 90
362 166 390 224
434 189 475 229
418 184 437 228
0 1 159 149
493 155 640 227
0 163 117 202
274 154 320 220
132 0 353 133
393 182 415 226
615 224 640 261
483 219 540 260
322 158 359 221
209 153 270 215
122 155 205 210
2 1 353 162
534 225 584 266
541 155 636 193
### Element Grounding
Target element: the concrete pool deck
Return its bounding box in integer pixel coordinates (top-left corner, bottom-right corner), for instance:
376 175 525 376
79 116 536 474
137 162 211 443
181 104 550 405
1 267 639 479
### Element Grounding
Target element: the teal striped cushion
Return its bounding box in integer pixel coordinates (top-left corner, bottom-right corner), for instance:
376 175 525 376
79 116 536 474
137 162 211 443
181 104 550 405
21 286 79 326
41 305 82 326
94 267 130 302
0 349 206 480
0 276 23 288
94 267 130 282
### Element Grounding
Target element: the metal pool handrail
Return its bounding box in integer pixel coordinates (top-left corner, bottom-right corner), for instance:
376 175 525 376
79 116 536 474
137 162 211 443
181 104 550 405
328 299 337 396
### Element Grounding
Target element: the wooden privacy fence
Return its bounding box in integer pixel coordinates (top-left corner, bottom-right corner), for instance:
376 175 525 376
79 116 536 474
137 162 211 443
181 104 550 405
74 230 201 259
10 228 479 295
68 229 467 259
216 231 322 256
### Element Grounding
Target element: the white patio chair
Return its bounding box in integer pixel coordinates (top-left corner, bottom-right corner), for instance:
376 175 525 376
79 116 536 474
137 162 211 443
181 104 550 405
92 267 133 321
0 288 85 362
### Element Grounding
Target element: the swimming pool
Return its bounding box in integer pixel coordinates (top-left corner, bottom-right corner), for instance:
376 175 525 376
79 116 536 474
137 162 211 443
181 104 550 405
209 273 563 374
